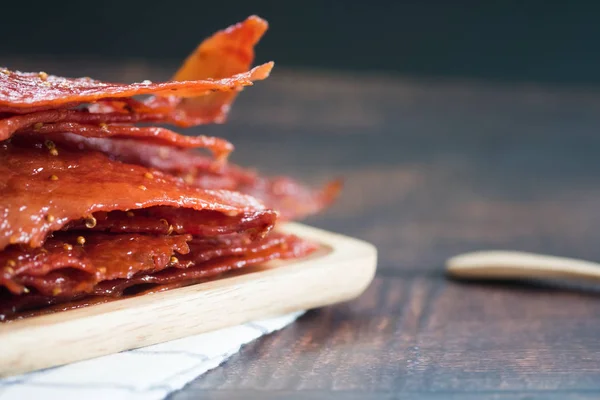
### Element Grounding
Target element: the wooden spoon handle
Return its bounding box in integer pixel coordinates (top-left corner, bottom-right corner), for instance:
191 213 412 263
446 251 600 282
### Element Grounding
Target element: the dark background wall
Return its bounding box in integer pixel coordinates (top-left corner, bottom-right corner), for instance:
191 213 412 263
1 1 599 85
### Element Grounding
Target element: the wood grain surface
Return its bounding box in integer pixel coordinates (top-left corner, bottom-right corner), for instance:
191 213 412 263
6 58 600 399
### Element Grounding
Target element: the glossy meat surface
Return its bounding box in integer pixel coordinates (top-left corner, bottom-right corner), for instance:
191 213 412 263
84 16 268 127
164 15 269 124
54 135 342 220
0 232 316 320
0 15 332 320
0 109 234 156
65 207 275 238
95 233 316 296
0 233 191 295
0 63 272 110
0 135 274 250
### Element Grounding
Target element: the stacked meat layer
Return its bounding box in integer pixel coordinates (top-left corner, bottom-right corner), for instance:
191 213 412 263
0 16 339 320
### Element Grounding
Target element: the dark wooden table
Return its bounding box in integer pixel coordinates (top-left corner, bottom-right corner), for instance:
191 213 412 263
176 70 600 400
9 58 600 399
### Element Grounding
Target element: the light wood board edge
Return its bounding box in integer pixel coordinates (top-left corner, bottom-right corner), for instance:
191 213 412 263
447 250 600 282
0 222 377 377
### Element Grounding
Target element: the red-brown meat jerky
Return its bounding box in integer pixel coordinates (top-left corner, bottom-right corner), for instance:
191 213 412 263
0 109 233 158
0 63 272 111
94 233 317 296
186 231 290 263
144 15 269 125
0 233 191 295
0 135 276 250
54 133 221 174
0 232 317 320
239 176 342 221
53 134 342 220
28 122 233 159
65 207 273 239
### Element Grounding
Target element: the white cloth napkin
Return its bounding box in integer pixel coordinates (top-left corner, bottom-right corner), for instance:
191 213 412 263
0 311 304 400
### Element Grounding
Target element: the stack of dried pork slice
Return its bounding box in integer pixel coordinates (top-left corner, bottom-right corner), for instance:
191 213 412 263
0 16 340 320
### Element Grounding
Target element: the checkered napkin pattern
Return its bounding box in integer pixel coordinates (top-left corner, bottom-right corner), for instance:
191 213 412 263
0 311 304 400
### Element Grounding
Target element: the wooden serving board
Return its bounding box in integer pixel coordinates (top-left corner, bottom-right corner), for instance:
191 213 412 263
0 222 377 377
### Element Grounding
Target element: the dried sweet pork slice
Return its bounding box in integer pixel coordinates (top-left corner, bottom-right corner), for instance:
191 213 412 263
54 133 221 173
0 109 234 158
0 232 302 297
64 207 273 238
144 15 270 125
0 233 192 295
84 16 269 127
0 232 317 320
0 62 272 111
0 15 271 132
186 231 291 263
0 135 276 250
94 233 317 296
239 176 342 221
54 134 343 220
